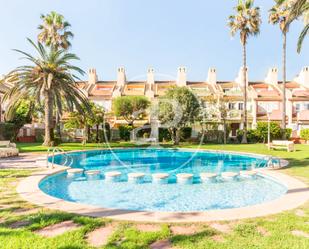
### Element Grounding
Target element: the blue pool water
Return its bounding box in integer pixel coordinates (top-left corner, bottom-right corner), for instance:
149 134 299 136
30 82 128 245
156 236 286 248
40 148 287 212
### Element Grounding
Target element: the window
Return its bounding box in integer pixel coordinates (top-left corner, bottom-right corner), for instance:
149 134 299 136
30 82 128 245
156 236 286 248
238 103 244 110
296 104 301 112
228 103 235 110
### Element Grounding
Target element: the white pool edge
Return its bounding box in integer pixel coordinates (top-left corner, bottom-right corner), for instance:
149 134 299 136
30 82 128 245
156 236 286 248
17 150 309 223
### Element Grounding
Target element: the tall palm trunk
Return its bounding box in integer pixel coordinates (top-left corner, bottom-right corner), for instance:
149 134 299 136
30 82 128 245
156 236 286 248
282 32 287 139
241 43 248 144
43 91 54 146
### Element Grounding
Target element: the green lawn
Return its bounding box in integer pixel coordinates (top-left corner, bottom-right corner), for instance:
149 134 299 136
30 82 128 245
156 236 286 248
16 142 139 153
0 143 308 249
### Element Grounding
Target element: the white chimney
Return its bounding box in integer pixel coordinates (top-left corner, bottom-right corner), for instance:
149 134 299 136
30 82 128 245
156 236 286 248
177 66 187 87
295 66 309 87
265 68 278 85
147 68 155 84
146 68 155 99
207 68 217 85
117 67 126 86
88 68 97 85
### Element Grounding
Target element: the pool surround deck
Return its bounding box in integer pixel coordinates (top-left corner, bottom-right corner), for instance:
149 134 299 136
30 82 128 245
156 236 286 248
17 149 309 223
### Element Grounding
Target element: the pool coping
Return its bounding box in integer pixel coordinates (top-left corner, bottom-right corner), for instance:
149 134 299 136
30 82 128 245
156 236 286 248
17 149 309 223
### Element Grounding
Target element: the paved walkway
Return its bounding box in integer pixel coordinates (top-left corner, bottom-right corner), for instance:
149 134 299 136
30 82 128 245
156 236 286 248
0 153 45 169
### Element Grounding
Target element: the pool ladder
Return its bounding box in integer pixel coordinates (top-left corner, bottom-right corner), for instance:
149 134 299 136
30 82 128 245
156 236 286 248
47 147 73 169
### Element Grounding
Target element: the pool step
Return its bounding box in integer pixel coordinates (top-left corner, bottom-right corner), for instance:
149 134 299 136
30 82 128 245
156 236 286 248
66 168 84 178
128 172 146 184
85 170 101 180
105 171 122 182
221 172 239 181
152 173 169 184
200 173 218 183
176 173 193 184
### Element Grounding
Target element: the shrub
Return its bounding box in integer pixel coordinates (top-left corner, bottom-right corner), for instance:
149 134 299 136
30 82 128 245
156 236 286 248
180 127 192 141
237 129 259 143
300 129 309 142
284 128 292 140
35 129 45 143
0 123 17 141
118 125 133 141
136 123 151 138
256 122 282 142
159 128 171 142
201 130 225 144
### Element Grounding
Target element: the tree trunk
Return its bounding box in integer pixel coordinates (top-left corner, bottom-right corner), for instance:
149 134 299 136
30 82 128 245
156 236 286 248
55 110 61 140
83 125 88 145
223 120 227 145
96 124 99 143
43 91 54 146
174 128 181 146
241 43 248 144
282 32 287 139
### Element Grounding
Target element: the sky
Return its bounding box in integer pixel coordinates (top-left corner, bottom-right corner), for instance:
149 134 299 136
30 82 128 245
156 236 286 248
0 0 308 82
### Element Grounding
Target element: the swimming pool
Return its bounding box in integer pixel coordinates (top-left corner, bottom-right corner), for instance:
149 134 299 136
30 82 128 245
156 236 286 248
40 148 287 212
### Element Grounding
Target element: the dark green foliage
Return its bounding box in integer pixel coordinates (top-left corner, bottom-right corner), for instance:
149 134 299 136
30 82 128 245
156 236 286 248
300 129 309 141
201 130 226 144
113 96 150 126
5 101 33 141
158 87 200 145
119 125 133 141
0 123 17 141
180 127 192 141
159 128 172 142
237 122 292 143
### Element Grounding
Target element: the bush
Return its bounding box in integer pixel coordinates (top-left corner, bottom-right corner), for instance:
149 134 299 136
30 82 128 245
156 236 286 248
256 122 282 142
237 122 291 143
180 127 192 141
284 128 292 140
35 129 45 143
237 129 259 143
136 123 151 138
300 129 309 142
118 125 133 141
201 130 225 144
0 123 17 141
159 128 171 142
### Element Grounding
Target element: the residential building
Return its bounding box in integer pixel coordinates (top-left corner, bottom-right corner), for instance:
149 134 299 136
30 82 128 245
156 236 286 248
76 66 309 137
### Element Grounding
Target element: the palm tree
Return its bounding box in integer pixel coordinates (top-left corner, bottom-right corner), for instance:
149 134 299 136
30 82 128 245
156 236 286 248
228 0 261 144
3 39 90 146
269 0 292 138
38 11 73 50
284 0 308 53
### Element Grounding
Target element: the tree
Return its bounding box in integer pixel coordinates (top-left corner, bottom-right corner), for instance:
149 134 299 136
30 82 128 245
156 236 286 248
38 11 73 50
5 99 33 141
228 0 261 144
200 96 230 144
158 87 200 145
285 0 308 53
92 105 105 143
64 103 105 144
112 96 150 127
269 0 292 138
3 39 90 146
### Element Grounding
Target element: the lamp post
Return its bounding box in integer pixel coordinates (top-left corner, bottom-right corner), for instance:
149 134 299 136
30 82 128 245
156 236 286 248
267 109 272 150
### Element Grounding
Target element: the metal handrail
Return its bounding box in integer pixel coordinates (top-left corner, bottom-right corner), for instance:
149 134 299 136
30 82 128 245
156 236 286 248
47 147 72 169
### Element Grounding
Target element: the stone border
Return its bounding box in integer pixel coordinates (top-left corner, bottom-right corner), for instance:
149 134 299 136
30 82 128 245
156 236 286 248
17 149 309 223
